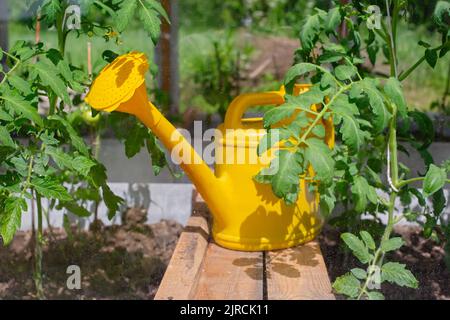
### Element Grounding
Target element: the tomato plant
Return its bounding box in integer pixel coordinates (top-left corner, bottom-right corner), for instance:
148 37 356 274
0 0 167 298
256 0 450 299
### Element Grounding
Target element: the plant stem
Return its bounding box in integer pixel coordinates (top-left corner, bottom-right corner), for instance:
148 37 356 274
34 192 45 299
357 192 397 300
298 84 351 145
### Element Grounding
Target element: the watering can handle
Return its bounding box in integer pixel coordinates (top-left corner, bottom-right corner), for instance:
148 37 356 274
223 84 314 129
223 90 285 129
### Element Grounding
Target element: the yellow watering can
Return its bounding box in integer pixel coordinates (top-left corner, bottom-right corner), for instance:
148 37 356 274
85 52 334 251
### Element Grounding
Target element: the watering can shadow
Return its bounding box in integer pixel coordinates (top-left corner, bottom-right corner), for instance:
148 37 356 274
86 52 334 252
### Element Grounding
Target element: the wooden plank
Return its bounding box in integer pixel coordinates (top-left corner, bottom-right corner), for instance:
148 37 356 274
154 191 210 300
266 241 335 300
192 243 264 300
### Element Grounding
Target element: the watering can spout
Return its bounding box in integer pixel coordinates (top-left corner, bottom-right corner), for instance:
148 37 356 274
85 52 227 216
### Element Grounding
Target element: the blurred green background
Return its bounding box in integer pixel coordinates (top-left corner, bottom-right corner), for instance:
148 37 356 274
4 0 450 117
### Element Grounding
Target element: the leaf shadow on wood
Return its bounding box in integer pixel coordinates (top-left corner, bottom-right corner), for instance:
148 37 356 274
232 257 264 280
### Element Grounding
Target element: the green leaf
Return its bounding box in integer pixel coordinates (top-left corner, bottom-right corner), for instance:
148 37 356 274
325 7 342 33
34 60 71 105
384 77 407 119
0 126 15 148
2 95 43 126
8 75 33 96
46 147 73 170
72 156 96 177
433 1 450 31
423 164 447 197
61 202 91 217
146 0 170 22
284 63 317 86
351 268 367 280
300 12 324 52
138 1 162 44
367 291 385 300
146 134 167 176
31 176 72 201
125 123 148 158
41 0 61 24
381 237 405 253
258 130 288 156
102 183 124 220
425 49 438 68
0 197 26 245
116 0 138 32
381 262 418 288
351 176 370 212
332 273 360 298
330 95 369 153
341 233 372 264
270 150 305 204
359 80 391 132
334 65 357 81
305 138 334 183
360 231 376 250
48 115 89 156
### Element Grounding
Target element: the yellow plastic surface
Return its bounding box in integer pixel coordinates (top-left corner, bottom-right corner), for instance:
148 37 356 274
85 52 334 251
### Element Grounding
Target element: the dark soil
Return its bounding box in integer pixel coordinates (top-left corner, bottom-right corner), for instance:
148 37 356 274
1 207 449 300
319 225 450 300
0 208 183 300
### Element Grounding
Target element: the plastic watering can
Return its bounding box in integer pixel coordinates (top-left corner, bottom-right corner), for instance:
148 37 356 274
85 52 334 251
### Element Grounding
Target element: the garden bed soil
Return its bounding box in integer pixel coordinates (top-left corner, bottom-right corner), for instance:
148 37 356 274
1 208 449 300
0 208 183 300
319 225 450 300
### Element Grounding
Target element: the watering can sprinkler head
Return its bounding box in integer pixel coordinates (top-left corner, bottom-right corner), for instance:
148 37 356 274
85 51 152 116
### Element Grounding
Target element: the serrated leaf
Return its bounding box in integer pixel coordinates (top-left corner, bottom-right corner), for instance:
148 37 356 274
146 134 167 176
102 183 124 220
257 129 290 156
72 156 96 177
334 65 357 81
270 150 305 204
367 291 385 300
0 197 26 245
46 146 73 170
0 126 15 148
300 12 324 52
31 176 72 201
326 7 342 33
125 123 148 158
138 2 162 44
384 77 407 119
359 80 391 132
381 237 404 253
351 268 367 280
8 75 33 95
2 95 43 126
305 138 334 183
351 176 372 212
341 233 372 264
284 63 317 85
116 0 138 32
330 95 368 153
48 115 89 156
62 202 91 217
381 262 418 288
332 273 360 298
34 60 71 105
360 231 376 250
423 164 447 197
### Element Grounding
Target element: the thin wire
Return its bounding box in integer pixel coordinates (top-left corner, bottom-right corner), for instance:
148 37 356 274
386 144 399 192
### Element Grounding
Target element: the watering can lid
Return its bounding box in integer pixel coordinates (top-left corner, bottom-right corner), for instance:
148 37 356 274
85 52 149 112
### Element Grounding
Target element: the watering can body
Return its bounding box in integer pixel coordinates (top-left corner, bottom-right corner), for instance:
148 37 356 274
85 52 334 252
